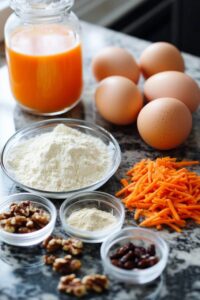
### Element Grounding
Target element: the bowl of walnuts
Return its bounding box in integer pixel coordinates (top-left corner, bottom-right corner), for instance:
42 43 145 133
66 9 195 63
0 193 57 246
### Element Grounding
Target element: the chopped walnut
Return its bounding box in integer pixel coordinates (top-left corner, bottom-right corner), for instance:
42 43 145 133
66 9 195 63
53 255 81 274
4 224 15 233
10 201 32 217
0 201 50 234
18 227 33 233
58 274 87 297
32 212 50 227
82 274 109 293
62 238 83 255
42 236 63 252
26 219 34 228
10 216 27 226
42 235 53 248
0 212 12 220
0 219 8 226
43 254 57 265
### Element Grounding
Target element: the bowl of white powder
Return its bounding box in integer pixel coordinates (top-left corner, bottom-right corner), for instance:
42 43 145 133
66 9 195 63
60 191 125 243
1 119 121 199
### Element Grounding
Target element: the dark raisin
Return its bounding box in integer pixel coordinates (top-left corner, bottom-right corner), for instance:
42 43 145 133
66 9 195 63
120 250 134 263
123 260 135 270
134 247 143 258
110 244 130 259
148 256 159 266
147 244 156 256
111 259 123 268
140 254 150 260
133 257 139 265
127 242 135 250
137 258 151 269
139 247 146 255
110 252 121 259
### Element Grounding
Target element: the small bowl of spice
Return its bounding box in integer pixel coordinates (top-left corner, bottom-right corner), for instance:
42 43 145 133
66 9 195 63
59 191 125 243
101 227 169 284
0 193 57 246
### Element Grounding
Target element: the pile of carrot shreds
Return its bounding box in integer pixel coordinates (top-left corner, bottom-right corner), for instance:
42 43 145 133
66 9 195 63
116 157 200 232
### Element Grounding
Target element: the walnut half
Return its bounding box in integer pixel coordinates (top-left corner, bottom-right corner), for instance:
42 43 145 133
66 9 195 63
62 238 83 256
43 255 57 265
53 255 81 274
42 236 83 255
82 274 109 293
58 274 87 297
42 236 63 252
58 273 109 297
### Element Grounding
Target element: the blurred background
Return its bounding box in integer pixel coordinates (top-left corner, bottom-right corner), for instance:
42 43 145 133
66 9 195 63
74 0 200 57
0 0 200 56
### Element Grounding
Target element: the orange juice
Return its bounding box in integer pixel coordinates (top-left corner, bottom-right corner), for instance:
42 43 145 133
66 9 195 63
6 24 83 114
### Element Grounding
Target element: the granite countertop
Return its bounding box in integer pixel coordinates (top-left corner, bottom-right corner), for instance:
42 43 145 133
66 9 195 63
0 21 200 300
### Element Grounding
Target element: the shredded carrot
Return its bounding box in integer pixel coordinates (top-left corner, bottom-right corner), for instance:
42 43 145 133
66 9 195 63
120 178 129 187
134 209 142 221
116 157 200 232
156 225 162 230
167 199 180 221
167 223 182 233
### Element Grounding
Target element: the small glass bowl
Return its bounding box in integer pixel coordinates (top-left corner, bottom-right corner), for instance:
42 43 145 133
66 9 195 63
101 227 169 284
0 193 57 247
1 118 121 199
59 191 125 243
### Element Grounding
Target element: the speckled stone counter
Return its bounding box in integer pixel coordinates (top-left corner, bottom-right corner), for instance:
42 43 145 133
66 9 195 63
0 21 200 300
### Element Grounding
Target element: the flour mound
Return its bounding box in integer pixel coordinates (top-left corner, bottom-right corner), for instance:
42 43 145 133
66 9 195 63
7 124 112 192
67 208 117 231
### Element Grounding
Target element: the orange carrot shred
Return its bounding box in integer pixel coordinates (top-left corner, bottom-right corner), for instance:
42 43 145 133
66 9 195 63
167 199 180 221
116 157 200 232
134 209 142 221
120 178 129 187
167 223 182 232
156 225 162 230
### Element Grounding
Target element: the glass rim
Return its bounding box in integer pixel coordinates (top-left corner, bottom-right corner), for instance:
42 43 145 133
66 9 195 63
10 0 74 17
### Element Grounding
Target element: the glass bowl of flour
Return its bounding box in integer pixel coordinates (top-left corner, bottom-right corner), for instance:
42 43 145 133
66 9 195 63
1 119 121 199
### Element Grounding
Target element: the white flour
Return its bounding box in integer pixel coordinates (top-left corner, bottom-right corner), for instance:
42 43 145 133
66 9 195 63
67 207 117 231
7 124 112 192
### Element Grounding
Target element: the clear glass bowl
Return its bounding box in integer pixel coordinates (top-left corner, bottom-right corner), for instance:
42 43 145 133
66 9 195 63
0 193 57 247
59 191 125 243
1 119 121 199
101 227 169 284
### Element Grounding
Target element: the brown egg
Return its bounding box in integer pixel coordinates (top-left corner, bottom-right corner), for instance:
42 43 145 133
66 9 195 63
144 71 200 112
140 42 184 78
95 76 143 125
92 47 140 84
137 98 192 150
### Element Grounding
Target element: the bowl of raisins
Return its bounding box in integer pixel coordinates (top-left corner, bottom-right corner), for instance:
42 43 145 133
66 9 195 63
101 227 168 284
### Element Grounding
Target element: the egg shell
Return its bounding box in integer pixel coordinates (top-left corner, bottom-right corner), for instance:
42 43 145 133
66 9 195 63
140 42 184 78
144 71 200 112
137 97 192 150
92 47 140 84
95 76 143 125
